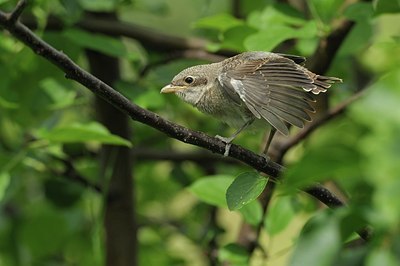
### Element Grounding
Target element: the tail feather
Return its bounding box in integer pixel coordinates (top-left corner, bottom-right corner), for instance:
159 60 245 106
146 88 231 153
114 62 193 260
311 75 342 94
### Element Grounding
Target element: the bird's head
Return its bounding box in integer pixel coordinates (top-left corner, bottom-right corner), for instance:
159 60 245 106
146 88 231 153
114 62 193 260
161 64 217 106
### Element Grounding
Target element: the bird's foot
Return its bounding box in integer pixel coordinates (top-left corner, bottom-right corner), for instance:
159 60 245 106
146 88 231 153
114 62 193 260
215 135 234 157
261 153 271 164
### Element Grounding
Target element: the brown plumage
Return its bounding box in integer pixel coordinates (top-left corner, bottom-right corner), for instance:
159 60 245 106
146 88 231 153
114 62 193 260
161 51 342 154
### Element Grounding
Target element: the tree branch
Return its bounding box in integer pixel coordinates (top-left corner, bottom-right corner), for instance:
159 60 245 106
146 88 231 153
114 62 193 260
0 3 369 240
54 157 103 193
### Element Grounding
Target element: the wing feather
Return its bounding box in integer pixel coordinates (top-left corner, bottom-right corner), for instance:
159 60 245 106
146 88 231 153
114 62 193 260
218 54 321 135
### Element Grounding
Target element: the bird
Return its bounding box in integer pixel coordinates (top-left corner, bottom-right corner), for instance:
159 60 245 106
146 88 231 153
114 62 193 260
161 51 342 156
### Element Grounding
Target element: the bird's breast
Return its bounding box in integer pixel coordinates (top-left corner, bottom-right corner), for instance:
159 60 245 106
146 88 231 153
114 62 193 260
195 85 253 128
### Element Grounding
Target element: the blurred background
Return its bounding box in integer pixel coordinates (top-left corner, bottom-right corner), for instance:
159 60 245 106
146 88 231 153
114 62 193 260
0 0 400 265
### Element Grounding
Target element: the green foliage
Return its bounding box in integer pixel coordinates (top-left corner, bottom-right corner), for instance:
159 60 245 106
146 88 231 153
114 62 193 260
265 195 296 235
189 175 233 207
37 122 132 147
194 13 243 33
63 29 139 61
226 171 268 211
289 210 342 266
0 0 400 265
218 243 249 266
239 200 263 226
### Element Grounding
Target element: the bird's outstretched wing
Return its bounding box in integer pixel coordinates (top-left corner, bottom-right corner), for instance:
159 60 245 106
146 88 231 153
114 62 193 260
218 54 335 135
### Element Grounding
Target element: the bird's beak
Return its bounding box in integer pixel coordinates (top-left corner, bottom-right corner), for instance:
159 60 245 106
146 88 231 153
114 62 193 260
160 84 187 93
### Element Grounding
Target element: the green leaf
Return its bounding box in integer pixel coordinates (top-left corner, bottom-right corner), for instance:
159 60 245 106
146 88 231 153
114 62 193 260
367 249 399 266
374 0 400 15
226 172 268 211
282 142 362 192
189 175 233 207
344 2 373 22
239 200 263 226
63 29 138 61
0 171 10 202
37 122 132 147
194 13 243 32
247 6 306 30
308 0 345 25
221 25 257 52
40 78 77 109
218 244 249 266
265 195 295 235
78 0 117 11
135 89 166 109
0 96 19 109
244 21 317 51
20 207 72 258
289 212 341 266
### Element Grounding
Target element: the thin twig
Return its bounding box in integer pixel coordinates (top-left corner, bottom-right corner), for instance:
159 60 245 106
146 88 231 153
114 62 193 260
6 0 27 24
55 157 103 193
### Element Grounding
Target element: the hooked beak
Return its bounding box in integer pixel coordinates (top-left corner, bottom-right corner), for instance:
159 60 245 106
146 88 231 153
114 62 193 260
160 84 187 93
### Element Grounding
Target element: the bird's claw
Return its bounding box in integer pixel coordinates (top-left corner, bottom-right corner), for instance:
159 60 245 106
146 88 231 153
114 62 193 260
215 135 233 157
215 135 233 143
223 143 232 157
261 153 271 164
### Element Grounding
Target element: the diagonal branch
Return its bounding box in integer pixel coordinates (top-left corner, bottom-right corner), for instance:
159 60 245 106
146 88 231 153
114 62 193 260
0 3 369 240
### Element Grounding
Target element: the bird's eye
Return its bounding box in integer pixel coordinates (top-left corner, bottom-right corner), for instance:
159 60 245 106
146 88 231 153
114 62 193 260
184 76 194 84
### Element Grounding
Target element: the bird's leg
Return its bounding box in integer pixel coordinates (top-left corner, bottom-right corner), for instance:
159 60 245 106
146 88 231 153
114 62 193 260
262 128 276 157
216 119 253 157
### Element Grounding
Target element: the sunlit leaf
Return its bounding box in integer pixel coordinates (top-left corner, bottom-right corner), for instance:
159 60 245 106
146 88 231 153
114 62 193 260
219 244 249 266
189 175 233 207
194 13 243 32
135 89 166 109
221 25 257 52
63 29 139 61
244 21 317 51
308 0 345 25
247 5 306 30
0 96 19 109
37 122 132 147
226 172 268 211
366 249 399 266
265 195 296 235
239 200 263 226
40 78 77 109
